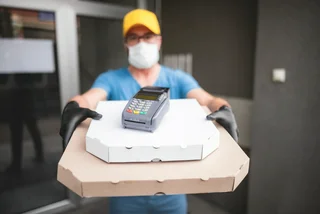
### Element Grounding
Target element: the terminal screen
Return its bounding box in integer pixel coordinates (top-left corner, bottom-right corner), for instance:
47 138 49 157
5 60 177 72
135 93 160 100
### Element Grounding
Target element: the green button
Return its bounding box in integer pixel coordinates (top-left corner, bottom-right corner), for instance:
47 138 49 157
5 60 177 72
140 111 146 115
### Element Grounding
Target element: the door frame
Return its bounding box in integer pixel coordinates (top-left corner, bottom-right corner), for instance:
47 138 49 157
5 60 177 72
0 0 147 213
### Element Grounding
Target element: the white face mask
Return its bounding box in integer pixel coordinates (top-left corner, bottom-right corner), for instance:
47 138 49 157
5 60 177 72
128 42 159 69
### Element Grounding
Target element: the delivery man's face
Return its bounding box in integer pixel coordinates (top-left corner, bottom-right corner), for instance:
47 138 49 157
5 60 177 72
124 25 162 50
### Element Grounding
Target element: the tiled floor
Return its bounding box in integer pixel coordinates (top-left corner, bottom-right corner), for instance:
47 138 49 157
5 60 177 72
64 195 230 214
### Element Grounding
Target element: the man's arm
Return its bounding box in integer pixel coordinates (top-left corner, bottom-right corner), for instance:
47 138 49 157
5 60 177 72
176 70 238 141
59 88 106 146
188 88 239 142
174 69 230 112
187 88 231 112
70 88 107 110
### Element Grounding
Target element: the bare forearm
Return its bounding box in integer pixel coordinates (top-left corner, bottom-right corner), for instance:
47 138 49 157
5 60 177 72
70 95 91 109
69 88 107 110
187 88 231 112
207 96 231 112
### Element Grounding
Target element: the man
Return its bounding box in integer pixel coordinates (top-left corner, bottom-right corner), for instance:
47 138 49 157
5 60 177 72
60 9 238 214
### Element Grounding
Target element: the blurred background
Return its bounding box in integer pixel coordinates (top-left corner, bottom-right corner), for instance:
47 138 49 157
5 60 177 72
0 0 319 214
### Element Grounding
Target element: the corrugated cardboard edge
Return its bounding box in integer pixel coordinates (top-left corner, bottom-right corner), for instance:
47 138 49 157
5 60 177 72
56 152 250 198
57 164 83 197
232 157 250 191
80 176 236 197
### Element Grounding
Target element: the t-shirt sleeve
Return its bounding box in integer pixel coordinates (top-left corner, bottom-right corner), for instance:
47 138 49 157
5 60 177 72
175 69 201 98
91 71 113 97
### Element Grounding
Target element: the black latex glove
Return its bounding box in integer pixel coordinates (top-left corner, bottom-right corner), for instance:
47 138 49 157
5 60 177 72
59 101 102 150
206 105 239 143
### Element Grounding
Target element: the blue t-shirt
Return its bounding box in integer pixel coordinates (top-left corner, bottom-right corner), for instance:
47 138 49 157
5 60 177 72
91 65 200 100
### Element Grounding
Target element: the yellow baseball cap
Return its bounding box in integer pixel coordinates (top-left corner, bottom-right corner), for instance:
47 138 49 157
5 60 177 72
123 9 161 37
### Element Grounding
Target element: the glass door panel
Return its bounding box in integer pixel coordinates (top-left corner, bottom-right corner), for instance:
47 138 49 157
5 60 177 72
0 7 67 214
77 15 127 93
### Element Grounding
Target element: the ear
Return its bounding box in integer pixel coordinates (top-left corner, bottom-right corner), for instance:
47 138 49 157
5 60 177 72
157 35 162 50
124 43 129 55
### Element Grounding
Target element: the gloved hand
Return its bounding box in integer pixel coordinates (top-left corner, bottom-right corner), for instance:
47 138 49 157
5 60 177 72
206 105 239 142
59 101 102 150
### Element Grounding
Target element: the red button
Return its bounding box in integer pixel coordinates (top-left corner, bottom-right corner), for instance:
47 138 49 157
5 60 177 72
126 109 132 113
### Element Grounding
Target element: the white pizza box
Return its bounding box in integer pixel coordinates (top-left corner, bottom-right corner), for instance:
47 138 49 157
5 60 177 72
85 99 220 163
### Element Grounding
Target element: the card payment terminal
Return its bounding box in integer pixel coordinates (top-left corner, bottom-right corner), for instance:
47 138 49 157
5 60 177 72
122 86 170 132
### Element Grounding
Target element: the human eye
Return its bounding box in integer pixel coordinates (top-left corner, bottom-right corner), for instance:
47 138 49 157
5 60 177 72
127 34 138 41
143 34 155 42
